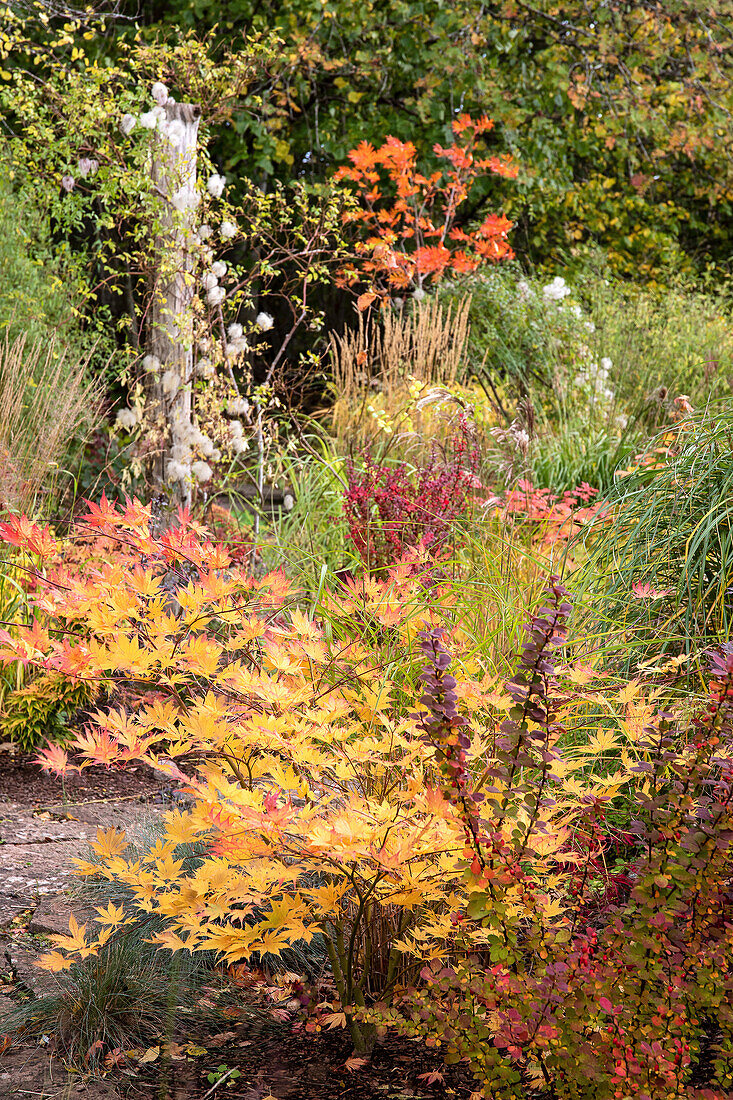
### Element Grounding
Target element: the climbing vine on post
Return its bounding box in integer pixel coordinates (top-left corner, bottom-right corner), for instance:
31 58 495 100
0 10 349 505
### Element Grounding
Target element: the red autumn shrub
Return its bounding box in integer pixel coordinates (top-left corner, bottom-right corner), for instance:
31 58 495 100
373 581 733 1099
343 416 482 571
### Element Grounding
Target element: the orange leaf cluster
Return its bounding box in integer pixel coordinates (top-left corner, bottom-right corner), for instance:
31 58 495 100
334 115 517 302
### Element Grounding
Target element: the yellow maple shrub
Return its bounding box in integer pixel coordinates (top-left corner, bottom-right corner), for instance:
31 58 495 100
0 501 636 1053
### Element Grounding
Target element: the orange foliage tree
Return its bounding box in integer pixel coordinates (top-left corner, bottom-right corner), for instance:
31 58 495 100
334 115 518 306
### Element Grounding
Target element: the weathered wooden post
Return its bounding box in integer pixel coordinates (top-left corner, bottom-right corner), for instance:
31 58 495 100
147 100 201 505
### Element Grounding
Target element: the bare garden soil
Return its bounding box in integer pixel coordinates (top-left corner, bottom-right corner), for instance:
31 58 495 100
0 751 478 1100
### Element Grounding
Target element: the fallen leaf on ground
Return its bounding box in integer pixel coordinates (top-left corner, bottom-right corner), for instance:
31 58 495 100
138 1045 160 1064
344 1055 368 1072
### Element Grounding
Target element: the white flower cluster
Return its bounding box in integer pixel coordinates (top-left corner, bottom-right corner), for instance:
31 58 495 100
256 312 274 332
543 276 571 302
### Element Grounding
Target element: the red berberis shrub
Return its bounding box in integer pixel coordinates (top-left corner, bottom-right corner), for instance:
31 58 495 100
343 415 482 571
374 580 733 1100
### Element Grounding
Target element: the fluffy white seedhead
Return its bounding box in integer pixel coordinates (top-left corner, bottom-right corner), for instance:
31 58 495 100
256 312 274 332
192 460 213 483
190 428 215 457
212 261 227 280
197 224 213 242
202 272 218 292
61 175 75 192
171 186 199 212
197 357 215 379
120 113 137 135
140 110 158 130
151 81 169 106
228 420 248 454
228 396 250 416
162 370 179 395
227 322 243 340
207 174 226 199
116 408 138 431
170 441 192 463
166 460 191 484
220 220 237 240
207 286 226 307
142 354 161 373
164 119 186 145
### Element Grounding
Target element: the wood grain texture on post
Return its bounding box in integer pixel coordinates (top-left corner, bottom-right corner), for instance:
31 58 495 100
147 101 201 500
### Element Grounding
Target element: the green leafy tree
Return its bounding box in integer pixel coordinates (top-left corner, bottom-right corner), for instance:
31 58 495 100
125 0 733 280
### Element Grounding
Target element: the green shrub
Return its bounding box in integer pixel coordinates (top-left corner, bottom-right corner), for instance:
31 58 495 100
439 264 590 412
0 675 97 753
584 275 733 417
374 588 733 1099
0 166 95 359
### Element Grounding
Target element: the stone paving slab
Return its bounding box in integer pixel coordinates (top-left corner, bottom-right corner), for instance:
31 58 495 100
0 801 162 903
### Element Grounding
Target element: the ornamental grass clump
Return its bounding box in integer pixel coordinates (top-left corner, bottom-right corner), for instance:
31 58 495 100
583 404 733 656
0 334 99 513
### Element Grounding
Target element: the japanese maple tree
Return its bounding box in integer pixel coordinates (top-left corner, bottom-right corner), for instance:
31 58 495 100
334 114 517 305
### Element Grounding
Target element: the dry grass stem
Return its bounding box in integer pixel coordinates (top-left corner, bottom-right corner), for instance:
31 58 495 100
329 297 471 448
0 334 100 513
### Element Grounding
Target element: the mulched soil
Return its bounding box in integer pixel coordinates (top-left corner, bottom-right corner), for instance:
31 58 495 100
0 751 168 808
122 1026 477 1100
